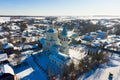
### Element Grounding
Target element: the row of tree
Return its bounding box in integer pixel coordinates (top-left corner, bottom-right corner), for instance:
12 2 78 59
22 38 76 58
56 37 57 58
59 20 107 35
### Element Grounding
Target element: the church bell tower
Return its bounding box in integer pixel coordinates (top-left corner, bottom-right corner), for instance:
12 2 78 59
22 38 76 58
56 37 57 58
60 23 69 55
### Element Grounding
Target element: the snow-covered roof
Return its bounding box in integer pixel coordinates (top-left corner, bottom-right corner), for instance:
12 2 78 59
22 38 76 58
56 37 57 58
27 25 36 29
0 32 5 36
23 44 37 50
47 29 54 33
69 45 86 62
50 51 70 63
0 64 14 76
90 20 98 24
2 43 14 49
7 25 20 30
57 52 70 61
83 35 92 41
0 53 8 62
67 30 75 37
0 38 7 44
91 40 101 47
16 68 34 79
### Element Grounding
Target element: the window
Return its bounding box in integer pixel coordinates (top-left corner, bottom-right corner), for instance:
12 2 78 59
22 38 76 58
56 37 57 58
46 42 50 46
60 63 63 68
51 59 54 63
63 38 65 41
51 36 53 40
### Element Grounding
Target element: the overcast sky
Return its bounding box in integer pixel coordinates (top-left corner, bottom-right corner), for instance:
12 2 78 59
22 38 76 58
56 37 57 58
0 0 120 16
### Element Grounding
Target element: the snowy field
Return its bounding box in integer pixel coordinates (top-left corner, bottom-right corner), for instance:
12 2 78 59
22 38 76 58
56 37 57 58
0 17 10 23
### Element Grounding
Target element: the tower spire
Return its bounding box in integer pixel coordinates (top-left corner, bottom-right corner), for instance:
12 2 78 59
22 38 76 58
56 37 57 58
61 23 67 37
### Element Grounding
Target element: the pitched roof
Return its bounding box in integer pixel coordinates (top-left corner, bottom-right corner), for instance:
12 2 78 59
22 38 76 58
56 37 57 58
0 53 8 62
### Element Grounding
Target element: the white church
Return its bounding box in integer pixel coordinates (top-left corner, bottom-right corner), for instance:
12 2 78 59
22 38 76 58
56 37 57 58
41 22 86 76
42 22 71 76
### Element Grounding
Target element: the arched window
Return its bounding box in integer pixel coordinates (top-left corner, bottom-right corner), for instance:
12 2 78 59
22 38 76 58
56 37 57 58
51 36 53 40
64 38 65 41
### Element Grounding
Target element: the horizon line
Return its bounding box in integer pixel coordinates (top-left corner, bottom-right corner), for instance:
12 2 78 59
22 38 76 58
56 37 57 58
0 14 120 17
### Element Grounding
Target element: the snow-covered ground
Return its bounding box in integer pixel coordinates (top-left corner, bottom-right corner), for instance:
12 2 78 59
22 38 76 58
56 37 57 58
78 54 120 80
0 17 10 23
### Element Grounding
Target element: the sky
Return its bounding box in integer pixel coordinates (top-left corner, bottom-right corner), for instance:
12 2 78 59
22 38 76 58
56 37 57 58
0 0 120 16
